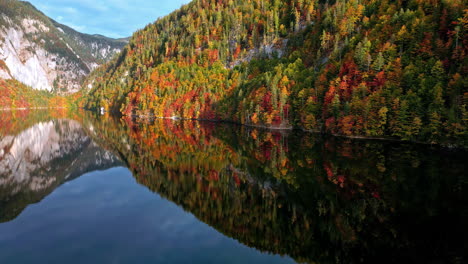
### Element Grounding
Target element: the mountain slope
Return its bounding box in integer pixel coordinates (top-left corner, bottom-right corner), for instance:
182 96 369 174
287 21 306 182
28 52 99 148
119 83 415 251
83 0 467 146
0 78 65 109
0 0 127 92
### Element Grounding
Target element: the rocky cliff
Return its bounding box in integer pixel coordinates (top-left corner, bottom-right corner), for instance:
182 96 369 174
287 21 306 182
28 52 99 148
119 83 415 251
0 0 127 93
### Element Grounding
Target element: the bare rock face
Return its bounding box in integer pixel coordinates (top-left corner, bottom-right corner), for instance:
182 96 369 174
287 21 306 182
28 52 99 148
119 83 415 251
0 1 127 93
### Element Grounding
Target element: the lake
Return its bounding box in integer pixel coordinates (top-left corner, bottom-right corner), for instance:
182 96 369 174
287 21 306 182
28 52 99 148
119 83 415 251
0 110 466 264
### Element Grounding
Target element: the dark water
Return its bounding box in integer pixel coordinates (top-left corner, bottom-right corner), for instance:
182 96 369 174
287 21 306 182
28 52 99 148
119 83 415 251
0 110 467 264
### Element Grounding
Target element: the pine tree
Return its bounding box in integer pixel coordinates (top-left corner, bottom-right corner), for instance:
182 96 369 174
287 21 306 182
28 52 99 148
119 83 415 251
372 52 385 72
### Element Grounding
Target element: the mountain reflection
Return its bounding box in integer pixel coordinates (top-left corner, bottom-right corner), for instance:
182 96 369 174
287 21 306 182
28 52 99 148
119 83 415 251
0 110 467 263
83 114 467 264
0 110 122 222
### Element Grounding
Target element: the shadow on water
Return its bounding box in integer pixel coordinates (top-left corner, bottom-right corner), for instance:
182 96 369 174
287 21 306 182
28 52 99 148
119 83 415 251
0 110 467 263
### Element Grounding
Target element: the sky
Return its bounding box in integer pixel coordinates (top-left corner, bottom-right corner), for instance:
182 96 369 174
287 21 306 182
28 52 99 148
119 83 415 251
27 0 192 38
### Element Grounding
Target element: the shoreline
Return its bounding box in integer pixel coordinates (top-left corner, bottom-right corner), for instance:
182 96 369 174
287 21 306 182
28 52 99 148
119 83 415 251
130 114 294 130
0 107 67 111
122 113 466 150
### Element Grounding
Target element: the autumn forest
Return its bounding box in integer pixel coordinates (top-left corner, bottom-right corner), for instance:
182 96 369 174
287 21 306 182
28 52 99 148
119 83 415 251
1 1 468 262
77 0 468 146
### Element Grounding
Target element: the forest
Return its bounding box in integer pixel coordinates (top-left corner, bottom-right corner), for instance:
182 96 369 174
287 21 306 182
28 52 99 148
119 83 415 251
0 78 72 110
82 0 467 146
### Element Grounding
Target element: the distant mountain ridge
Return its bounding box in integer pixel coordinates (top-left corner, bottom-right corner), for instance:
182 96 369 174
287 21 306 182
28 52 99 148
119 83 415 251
0 0 127 93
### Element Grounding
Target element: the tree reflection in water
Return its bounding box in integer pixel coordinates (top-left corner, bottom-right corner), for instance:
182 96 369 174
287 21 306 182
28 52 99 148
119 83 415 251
82 113 467 264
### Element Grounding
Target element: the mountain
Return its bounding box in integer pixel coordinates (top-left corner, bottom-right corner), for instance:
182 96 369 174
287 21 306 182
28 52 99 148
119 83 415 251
83 0 467 146
0 0 127 93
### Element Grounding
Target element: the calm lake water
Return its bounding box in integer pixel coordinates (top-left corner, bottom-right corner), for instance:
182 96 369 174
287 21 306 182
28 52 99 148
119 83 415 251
0 110 466 264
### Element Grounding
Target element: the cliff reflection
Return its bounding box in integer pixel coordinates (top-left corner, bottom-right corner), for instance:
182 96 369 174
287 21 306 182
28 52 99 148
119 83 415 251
83 114 467 264
0 110 122 222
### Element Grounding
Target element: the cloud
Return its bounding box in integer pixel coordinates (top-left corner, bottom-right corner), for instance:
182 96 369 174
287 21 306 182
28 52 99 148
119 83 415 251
27 0 192 38
63 7 78 14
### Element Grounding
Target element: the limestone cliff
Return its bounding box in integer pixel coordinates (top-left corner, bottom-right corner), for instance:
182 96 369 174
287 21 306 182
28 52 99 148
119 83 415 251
0 0 127 93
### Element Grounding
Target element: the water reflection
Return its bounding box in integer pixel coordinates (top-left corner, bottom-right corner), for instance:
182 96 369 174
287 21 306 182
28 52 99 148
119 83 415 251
0 110 467 263
84 114 467 264
0 110 122 222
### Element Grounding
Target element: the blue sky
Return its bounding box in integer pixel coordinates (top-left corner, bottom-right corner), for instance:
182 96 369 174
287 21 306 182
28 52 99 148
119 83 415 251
27 0 192 38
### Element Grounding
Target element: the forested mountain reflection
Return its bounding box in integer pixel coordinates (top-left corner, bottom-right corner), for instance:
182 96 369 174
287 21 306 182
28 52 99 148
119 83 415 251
0 110 122 222
83 114 467 264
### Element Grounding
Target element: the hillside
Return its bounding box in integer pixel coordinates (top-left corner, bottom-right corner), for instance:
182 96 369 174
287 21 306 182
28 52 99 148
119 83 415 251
0 78 69 109
83 0 467 146
0 0 127 93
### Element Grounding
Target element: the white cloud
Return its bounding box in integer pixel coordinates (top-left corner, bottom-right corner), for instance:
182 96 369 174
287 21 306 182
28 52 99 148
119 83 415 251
64 7 78 14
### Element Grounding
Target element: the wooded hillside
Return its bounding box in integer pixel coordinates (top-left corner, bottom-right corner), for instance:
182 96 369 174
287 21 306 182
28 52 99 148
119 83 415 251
83 0 468 146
